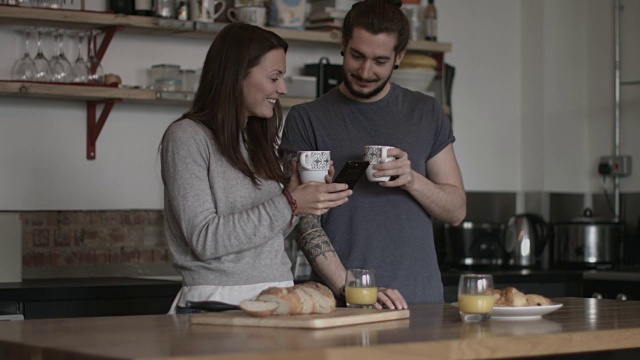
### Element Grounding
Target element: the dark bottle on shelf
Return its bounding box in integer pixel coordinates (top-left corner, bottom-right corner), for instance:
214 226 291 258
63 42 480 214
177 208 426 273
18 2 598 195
110 0 134 15
424 0 437 41
134 0 154 16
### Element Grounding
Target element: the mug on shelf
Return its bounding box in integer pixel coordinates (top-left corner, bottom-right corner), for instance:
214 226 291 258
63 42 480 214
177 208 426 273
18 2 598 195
227 6 266 26
190 0 226 22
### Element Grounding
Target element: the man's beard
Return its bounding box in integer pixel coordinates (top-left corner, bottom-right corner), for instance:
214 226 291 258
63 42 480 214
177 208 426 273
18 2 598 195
343 70 392 100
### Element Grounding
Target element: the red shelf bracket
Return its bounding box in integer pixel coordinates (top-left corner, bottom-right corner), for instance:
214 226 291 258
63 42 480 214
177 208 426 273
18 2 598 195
85 25 124 160
87 99 121 160
89 26 122 74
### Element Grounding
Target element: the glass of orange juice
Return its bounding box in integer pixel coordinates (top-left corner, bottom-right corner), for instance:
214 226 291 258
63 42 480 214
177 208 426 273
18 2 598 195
345 269 378 308
458 274 494 322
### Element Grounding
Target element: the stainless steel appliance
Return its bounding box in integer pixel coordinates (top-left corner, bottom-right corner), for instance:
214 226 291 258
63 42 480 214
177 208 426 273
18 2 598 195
504 214 548 268
444 221 504 268
553 209 623 268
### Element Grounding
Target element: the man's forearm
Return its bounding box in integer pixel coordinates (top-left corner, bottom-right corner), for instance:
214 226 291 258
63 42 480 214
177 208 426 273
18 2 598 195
406 171 466 225
296 216 346 295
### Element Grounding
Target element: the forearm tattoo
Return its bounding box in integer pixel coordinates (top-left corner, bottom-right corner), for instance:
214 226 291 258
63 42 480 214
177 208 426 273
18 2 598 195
296 216 337 265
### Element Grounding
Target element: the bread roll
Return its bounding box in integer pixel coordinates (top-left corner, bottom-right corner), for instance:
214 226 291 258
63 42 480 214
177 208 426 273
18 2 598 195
241 282 336 317
239 300 278 317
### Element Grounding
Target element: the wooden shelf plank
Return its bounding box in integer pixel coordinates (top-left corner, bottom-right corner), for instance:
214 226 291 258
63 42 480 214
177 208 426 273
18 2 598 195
0 81 154 101
0 6 451 53
0 81 313 108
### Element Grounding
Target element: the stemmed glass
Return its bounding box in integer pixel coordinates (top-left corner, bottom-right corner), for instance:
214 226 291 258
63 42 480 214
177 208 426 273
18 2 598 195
32 27 52 82
71 31 88 83
30 0 51 7
50 29 72 83
86 30 105 85
11 28 37 81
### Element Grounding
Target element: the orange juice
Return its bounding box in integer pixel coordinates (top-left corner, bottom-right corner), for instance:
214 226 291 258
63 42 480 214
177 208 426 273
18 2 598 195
346 286 378 305
458 294 494 314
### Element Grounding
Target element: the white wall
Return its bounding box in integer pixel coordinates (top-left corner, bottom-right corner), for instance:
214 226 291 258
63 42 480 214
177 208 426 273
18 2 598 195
438 0 522 192
0 0 638 211
542 0 590 193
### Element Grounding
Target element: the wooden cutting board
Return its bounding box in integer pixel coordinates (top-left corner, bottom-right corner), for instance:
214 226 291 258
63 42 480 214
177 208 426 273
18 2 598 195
189 308 410 329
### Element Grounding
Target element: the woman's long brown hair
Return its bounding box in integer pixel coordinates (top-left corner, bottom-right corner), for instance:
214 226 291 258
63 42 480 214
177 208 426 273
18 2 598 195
164 23 289 186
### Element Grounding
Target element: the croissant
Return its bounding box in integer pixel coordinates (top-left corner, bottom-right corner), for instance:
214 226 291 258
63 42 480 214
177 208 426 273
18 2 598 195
494 287 527 307
526 294 554 306
493 287 553 307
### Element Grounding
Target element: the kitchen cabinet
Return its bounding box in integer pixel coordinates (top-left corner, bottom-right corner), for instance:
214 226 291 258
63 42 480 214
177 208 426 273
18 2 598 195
0 278 181 319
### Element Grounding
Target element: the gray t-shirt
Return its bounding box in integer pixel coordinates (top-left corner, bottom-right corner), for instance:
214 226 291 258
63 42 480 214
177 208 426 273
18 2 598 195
162 119 294 287
280 84 454 304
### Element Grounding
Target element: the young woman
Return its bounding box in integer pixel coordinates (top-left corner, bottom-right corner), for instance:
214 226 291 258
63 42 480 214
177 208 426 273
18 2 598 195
160 23 352 314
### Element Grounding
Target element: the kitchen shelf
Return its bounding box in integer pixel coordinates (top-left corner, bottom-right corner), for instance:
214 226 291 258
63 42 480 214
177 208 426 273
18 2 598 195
0 6 452 53
0 81 311 108
0 6 450 159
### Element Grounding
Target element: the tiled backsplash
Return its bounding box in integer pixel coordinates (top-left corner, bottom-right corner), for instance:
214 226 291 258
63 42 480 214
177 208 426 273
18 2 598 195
20 211 175 279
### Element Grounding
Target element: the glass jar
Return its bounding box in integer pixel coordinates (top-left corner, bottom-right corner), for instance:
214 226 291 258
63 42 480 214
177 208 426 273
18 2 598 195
150 64 181 91
401 4 425 40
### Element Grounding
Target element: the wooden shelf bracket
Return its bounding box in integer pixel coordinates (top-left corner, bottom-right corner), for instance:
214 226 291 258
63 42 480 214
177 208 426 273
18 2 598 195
89 26 121 74
85 26 123 160
87 99 121 160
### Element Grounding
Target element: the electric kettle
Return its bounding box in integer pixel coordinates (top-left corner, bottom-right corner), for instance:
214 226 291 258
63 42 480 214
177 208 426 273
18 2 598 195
504 214 549 267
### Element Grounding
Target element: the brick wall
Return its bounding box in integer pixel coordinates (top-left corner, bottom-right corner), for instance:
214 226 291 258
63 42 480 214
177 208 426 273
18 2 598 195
20 211 175 279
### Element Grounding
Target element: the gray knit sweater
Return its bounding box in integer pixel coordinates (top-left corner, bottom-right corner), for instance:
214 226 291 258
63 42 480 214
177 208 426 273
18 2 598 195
161 119 294 286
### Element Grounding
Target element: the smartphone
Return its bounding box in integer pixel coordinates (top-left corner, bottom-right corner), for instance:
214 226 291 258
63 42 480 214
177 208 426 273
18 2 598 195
333 160 369 190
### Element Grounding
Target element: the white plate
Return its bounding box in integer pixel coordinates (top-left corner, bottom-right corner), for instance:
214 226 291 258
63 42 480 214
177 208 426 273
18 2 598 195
451 302 563 320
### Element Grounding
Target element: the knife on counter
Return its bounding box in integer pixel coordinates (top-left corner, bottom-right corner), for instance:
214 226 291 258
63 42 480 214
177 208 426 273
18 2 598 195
178 300 240 312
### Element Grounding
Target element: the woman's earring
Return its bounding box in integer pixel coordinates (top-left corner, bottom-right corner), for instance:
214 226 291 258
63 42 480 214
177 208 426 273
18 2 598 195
394 64 399 70
341 51 345 56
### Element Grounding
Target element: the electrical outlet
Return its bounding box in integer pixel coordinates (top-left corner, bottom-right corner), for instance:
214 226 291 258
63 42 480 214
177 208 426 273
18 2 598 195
598 155 632 177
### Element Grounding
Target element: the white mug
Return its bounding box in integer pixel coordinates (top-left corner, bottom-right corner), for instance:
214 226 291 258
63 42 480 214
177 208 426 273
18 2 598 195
190 0 226 22
227 6 267 26
364 145 395 182
298 151 330 171
299 170 329 184
298 151 330 183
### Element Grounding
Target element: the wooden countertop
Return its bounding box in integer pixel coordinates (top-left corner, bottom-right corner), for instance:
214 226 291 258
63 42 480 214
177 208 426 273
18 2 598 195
1 298 639 359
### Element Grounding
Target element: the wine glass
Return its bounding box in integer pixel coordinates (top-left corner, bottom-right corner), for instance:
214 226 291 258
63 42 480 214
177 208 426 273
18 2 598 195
71 31 88 83
50 29 72 83
31 0 51 7
49 0 63 8
458 274 494 323
86 30 104 85
345 269 378 309
32 27 52 82
11 28 37 81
